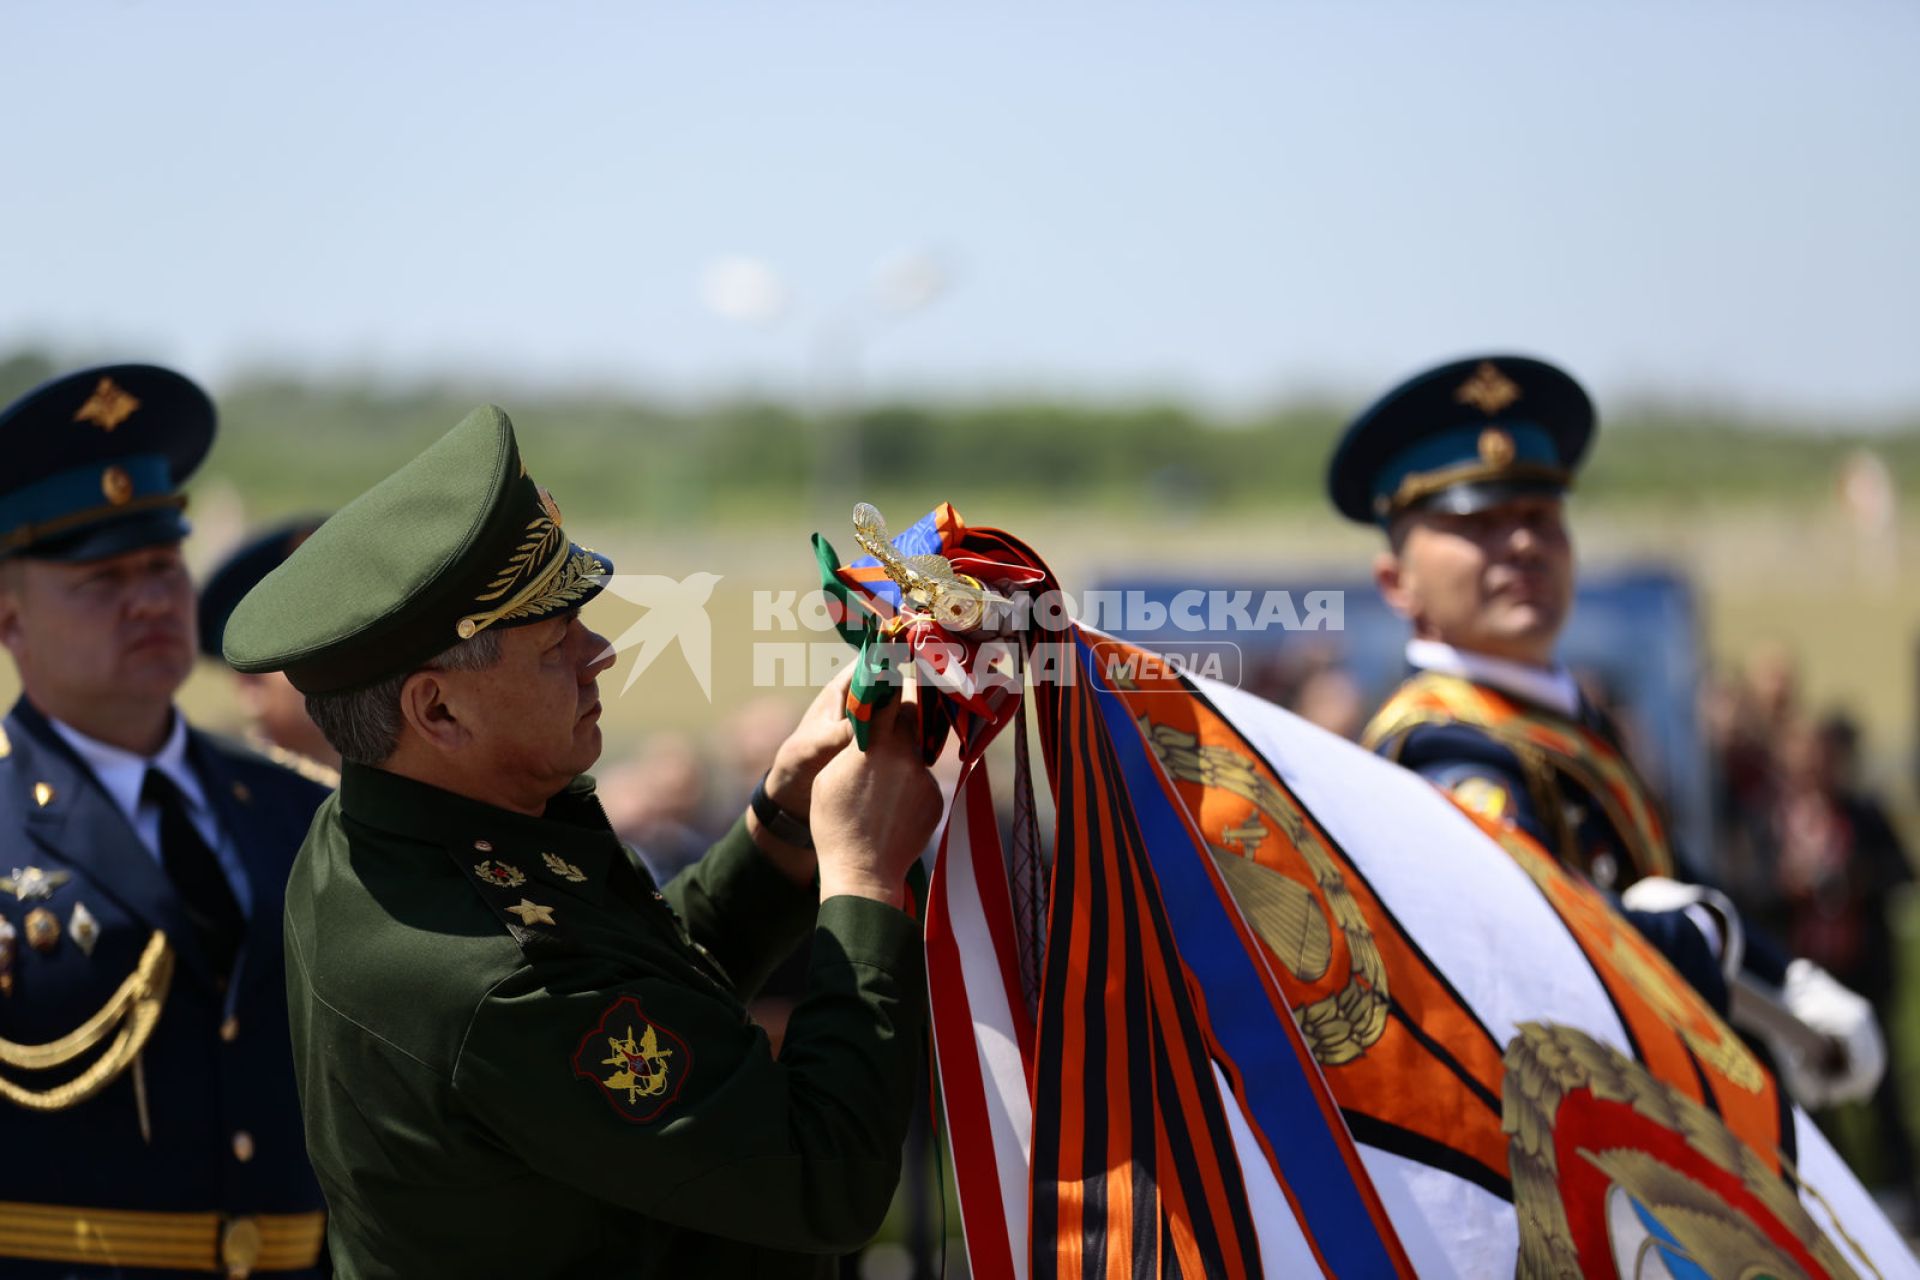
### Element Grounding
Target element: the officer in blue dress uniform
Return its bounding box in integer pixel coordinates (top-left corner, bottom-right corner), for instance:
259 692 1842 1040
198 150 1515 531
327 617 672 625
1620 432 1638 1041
1327 352 1885 1110
0 366 329 1277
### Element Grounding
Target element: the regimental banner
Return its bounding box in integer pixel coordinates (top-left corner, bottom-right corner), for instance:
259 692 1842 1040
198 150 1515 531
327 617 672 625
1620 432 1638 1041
823 507 1915 1279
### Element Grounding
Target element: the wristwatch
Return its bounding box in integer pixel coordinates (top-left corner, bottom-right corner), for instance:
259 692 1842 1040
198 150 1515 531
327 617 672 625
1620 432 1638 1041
750 773 814 850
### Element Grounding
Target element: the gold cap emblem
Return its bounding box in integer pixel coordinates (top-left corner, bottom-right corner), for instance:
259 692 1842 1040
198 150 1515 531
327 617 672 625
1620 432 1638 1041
1455 361 1521 416
1478 427 1517 469
101 465 135 506
72 377 142 431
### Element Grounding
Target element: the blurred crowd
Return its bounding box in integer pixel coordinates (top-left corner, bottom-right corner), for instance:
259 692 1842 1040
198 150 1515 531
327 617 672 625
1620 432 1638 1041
1705 647 1918 1199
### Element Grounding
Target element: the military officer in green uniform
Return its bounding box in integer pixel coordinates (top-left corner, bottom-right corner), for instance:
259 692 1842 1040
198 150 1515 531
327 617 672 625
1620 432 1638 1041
1328 352 1884 1111
224 404 941 1277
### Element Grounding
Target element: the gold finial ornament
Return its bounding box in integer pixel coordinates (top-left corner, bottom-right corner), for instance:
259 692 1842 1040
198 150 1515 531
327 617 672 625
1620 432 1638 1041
72 377 141 431
850 503 1001 633
1454 361 1521 415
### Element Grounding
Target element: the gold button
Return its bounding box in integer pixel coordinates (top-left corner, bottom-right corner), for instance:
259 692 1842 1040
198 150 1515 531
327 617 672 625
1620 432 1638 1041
231 781 252 804
219 1017 240 1042
231 1130 255 1163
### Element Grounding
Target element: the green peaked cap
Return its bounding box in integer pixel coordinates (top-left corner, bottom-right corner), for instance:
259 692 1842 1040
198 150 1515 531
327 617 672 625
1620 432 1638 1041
223 405 613 695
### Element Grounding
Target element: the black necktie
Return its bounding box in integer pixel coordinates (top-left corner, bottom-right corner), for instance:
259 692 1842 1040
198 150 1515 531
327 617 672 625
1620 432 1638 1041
143 769 244 976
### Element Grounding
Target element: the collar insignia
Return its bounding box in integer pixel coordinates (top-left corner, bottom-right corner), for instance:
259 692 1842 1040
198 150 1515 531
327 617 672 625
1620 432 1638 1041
475 860 526 889
542 851 587 883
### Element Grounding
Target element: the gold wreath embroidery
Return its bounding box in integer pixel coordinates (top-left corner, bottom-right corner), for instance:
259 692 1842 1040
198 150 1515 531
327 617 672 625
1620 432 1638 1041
1146 722 1389 1067
1503 1021 1865 1279
474 513 565 607
601 1022 674 1104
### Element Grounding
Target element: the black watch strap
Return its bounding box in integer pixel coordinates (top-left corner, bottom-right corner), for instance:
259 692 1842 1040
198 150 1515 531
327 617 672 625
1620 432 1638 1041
750 774 814 849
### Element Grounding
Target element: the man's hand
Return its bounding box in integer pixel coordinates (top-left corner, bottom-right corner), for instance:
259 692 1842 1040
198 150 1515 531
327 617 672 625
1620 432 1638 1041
810 694 944 907
762 662 857 817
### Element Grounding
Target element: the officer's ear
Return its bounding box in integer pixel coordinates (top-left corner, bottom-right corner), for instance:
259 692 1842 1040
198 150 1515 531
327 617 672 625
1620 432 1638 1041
0 559 24 657
1374 546 1414 622
396 669 470 755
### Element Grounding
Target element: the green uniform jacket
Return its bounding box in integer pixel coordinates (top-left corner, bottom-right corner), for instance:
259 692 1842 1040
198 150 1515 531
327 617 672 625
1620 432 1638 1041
284 762 926 1278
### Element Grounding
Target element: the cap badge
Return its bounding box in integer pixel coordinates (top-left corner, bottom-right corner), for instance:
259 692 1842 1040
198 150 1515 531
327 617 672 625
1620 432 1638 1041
474 860 526 889
1454 361 1521 416
101 465 135 507
72 376 142 431
1478 427 1517 469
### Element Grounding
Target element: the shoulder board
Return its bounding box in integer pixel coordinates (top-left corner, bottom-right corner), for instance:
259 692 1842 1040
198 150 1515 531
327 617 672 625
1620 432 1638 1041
446 846 577 953
254 740 342 790
201 731 341 790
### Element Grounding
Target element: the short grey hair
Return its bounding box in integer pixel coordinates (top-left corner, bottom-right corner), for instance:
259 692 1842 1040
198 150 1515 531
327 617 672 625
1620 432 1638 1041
304 629 503 766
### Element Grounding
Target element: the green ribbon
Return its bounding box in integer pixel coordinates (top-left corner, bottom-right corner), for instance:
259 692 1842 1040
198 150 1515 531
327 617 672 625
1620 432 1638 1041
813 533 898 750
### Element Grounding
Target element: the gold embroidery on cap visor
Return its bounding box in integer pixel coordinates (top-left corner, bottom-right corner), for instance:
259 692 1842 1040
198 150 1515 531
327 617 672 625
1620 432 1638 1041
454 500 605 641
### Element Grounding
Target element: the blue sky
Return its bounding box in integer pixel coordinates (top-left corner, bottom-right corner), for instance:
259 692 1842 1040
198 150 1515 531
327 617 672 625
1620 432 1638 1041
3 1 1916 421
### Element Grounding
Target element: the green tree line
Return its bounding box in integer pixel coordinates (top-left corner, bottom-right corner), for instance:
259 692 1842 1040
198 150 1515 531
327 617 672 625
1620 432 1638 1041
5 350 1913 528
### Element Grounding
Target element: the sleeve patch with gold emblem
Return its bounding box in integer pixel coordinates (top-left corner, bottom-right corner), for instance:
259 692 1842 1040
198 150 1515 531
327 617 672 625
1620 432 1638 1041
1450 775 1513 821
571 995 690 1124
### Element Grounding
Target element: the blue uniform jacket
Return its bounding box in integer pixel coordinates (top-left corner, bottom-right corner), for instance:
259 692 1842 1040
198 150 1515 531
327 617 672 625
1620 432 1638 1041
1380 710 1764 1013
0 698 329 1278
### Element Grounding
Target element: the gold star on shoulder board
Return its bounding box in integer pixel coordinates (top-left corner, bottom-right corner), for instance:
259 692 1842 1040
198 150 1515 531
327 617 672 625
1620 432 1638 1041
506 899 557 927
72 376 142 431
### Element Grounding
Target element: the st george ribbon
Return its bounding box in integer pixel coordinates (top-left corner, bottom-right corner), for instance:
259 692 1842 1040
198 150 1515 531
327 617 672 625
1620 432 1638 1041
816 503 1913 1279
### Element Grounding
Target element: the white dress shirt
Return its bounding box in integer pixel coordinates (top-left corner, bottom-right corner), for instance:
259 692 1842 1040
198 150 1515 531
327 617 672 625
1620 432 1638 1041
1404 638 1581 719
49 712 253 916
